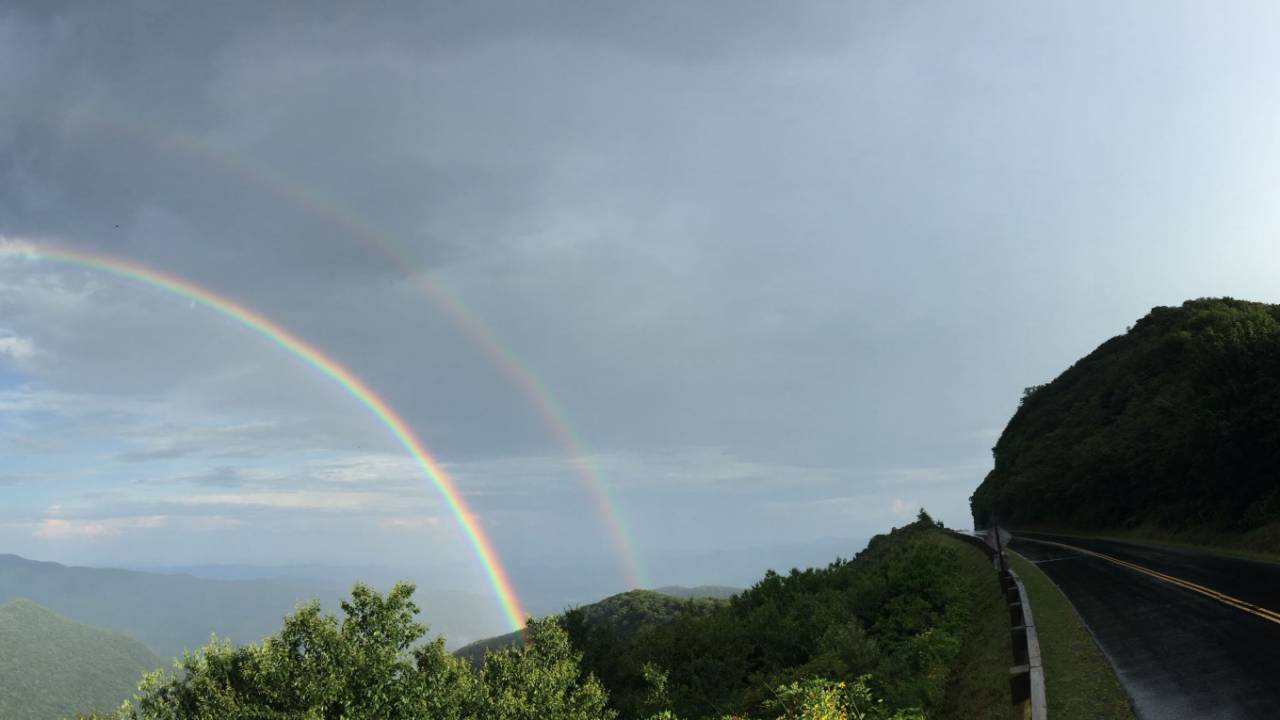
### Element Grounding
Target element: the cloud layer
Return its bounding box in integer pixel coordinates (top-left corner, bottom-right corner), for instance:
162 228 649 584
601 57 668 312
5 2 1280 599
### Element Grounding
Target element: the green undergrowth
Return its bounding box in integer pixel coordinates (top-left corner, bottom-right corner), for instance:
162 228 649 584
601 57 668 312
567 520 1016 719
930 535 1013 720
1007 553 1134 720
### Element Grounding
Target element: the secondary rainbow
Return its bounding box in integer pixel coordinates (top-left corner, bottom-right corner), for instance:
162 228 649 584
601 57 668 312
55 113 647 589
131 121 647 589
0 239 528 630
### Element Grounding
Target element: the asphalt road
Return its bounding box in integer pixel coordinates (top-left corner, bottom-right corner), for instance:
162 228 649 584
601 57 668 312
1008 532 1280 720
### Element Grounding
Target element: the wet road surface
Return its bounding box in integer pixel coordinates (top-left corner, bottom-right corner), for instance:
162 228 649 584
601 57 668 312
1008 533 1280 720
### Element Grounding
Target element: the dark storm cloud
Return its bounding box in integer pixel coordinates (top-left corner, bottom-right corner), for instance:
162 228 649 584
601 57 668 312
6 0 1280 566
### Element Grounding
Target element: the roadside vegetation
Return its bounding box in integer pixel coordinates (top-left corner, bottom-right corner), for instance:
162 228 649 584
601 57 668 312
930 534 1013 720
972 298 1280 555
1007 553 1134 720
78 514 1014 720
560 514 1008 719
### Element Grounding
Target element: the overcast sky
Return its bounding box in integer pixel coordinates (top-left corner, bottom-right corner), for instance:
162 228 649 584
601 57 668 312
5 1 1280 612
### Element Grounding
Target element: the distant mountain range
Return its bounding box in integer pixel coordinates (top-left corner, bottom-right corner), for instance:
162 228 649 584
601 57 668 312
0 533 866 666
0 553 507 658
0 598 159 720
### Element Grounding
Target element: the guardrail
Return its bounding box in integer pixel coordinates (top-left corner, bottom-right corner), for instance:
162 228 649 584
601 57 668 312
946 529 1047 720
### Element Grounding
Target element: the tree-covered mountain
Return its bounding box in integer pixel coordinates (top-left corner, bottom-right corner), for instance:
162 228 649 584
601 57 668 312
650 585 739 600
971 298 1280 551
457 516 1007 719
77 516 1007 720
569 516 1006 719
453 586 734 666
0 598 160 720
0 554 506 659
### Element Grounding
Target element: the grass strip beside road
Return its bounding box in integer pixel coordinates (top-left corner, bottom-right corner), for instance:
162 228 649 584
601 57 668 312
1016 526 1280 565
1008 551 1135 720
933 533 1014 720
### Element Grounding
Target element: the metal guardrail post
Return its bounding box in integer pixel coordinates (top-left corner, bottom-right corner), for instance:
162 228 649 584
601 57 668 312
1006 562 1048 720
948 529 1047 720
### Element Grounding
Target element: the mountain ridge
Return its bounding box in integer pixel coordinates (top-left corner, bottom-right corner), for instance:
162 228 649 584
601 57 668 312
971 297 1280 552
454 585 737 665
0 552 507 658
0 597 159 720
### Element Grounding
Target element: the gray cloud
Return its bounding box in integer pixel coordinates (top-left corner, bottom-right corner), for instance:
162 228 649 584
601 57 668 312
5 1 1280 578
176 466 250 489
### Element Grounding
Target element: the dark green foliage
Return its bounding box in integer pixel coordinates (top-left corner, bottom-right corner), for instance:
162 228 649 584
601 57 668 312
454 587 736 666
454 628 527 667
649 586 740 600
971 298 1280 547
567 521 991 719
0 599 159 720
63 527 1006 720
566 589 726 639
81 582 614 720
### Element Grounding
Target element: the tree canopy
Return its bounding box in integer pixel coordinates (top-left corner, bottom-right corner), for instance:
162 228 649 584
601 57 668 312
971 298 1280 550
80 520 1004 720
81 582 612 720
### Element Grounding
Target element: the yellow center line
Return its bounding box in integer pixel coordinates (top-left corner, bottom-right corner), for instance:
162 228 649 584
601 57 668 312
1022 538 1280 626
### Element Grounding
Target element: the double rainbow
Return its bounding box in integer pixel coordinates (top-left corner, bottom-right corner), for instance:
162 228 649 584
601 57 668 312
60 113 648 590
0 240 528 630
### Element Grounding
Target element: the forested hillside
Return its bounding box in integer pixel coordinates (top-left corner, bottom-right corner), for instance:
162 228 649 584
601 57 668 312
454 588 728 666
78 516 1011 720
649 585 739 600
0 554 502 658
567 517 1007 719
971 298 1280 551
0 599 159 720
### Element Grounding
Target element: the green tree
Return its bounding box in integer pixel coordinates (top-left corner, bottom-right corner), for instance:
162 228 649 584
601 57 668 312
644 676 924 720
561 518 984 718
82 582 611 720
971 297 1280 551
470 618 615 720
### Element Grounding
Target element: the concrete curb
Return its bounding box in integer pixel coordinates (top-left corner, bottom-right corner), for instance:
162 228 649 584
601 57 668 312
946 529 1048 720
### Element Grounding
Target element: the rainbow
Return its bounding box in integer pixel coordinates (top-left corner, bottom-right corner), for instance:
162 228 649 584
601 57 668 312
86 118 649 589
0 239 529 630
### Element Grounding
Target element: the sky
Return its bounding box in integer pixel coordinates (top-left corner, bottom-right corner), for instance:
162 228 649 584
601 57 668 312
6 1 1280 617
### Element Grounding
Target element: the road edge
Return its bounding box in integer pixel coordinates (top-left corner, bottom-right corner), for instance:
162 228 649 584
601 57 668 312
945 529 1047 720
1007 546 1138 720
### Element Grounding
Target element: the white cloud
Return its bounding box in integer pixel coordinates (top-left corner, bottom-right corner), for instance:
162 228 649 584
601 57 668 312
379 516 442 531
174 490 395 511
891 498 913 515
0 333 35 361
34 514 167 539
310 454 421 487
184 515 248 530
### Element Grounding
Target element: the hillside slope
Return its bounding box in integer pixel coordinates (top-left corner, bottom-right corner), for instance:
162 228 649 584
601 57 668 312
454 587 728 665
0 599 159 720
971 298 1280 550
574 518 1011 718
0 554 505 659
650 585 739 600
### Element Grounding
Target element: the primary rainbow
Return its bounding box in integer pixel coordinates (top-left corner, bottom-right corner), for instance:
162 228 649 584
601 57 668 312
0 239 528 630
139 124 649 589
